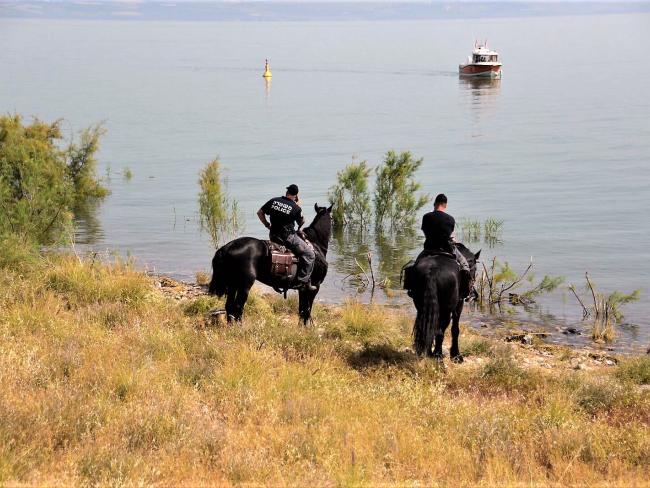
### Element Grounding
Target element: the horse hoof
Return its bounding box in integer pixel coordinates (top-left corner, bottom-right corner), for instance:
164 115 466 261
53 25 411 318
451 354 464 364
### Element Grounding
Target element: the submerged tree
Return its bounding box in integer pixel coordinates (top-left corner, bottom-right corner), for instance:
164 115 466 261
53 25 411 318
328 159 372 227
198 158 242 248
569 273 640 343
374 150 429 231
0 114 108 246
66 124 110 203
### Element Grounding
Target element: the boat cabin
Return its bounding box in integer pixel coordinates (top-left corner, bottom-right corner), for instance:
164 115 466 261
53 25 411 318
473 53 498 63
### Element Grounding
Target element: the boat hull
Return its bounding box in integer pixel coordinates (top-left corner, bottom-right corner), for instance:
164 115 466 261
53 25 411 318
459 64 501 78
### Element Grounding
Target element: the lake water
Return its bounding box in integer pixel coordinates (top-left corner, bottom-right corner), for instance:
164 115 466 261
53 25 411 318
2 14 649 352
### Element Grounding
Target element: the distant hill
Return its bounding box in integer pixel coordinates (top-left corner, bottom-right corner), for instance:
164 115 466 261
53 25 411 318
1 1 649 21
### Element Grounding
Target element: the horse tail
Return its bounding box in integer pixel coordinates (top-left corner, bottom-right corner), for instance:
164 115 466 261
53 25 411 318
208 246 228 297
413 268 439 356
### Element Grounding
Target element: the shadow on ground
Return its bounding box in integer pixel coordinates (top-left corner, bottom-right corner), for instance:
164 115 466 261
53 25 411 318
347 343 419 371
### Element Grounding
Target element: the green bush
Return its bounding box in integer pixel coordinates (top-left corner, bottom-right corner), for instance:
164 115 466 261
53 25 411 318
328 160 372 227
198 158 242 248
373 150 429 230
0 115 108 246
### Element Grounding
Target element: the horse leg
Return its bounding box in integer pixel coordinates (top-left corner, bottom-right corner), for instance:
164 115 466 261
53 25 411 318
299 286 319 326
298 289 308 325
233 282 254 321
225 287 237 323
450 302 465 363
431 311 452 361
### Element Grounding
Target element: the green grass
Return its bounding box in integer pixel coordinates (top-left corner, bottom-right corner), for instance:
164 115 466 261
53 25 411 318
615 356 650 385
0 251 648 485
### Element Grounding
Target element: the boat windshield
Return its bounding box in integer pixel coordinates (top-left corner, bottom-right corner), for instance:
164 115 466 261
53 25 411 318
473 54 498 63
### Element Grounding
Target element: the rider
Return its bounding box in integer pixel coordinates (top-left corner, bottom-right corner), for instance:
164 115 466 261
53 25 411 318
257 184 317 292
420 193 472 297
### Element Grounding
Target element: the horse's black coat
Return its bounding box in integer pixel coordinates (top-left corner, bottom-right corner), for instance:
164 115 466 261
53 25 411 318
208 204 333 324
409 243 480 361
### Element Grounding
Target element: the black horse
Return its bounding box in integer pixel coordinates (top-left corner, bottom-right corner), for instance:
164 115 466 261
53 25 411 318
208 204 332 324
407 243 480 362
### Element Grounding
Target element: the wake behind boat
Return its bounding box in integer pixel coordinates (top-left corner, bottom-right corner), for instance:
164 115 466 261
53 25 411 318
459 41 502 78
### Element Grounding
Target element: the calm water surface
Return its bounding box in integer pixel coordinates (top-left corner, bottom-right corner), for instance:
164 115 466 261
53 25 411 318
2 14 649 351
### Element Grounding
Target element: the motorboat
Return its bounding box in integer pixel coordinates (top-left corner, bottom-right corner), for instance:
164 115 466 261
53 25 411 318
459 41 502 78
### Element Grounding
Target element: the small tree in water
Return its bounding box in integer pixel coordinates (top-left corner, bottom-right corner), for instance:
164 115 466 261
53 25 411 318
198 158 242 248
328 159 372 227
0 115 108 246
374 150 429 231
66 124 110 203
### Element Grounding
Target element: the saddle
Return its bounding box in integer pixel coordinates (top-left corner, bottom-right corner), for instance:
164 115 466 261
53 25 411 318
401 250 458 293
267 241 299 279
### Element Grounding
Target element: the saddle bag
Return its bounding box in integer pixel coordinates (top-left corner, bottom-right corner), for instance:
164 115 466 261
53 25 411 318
271 251 298 277
268 240 299 280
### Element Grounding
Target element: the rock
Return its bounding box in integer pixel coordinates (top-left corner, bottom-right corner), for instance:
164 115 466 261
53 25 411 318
563 327 580 335
505 332 548 345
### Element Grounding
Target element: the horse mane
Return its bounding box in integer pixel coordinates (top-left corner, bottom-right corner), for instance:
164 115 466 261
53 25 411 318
303 209 331 256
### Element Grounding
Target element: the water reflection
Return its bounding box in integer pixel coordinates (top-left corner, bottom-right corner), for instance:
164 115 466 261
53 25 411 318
331 224 421 295
73 198 104 245
459 76 501 91
264 77 272 102
374 228 421 287
459 77 501 117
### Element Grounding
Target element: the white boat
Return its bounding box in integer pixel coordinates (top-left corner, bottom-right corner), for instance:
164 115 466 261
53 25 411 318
459 41 502 78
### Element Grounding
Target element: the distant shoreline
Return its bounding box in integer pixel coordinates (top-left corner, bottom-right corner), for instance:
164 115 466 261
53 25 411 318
2 1 650 22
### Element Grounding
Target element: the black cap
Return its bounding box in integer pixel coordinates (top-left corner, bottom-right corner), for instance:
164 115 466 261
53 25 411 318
286 184 299 195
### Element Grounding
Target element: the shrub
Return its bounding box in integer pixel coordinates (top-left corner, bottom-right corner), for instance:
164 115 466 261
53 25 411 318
574 379 628 416
479 355 536 393
66 124 109 202
475 257 563 309
373 150 429 230
0 115 108 246
569 274 641 343
328 160 372 227
615 357 650 385
198 158 242 248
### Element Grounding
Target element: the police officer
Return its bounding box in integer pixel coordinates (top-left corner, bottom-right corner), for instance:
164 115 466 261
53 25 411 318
420 193 471 297
257 184 317 292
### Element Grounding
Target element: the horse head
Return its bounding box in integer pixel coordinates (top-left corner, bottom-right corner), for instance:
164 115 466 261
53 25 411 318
456 242 481 297
305 203 333 254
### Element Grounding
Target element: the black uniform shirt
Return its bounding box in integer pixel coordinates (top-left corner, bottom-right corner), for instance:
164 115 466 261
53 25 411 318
261 196 303 240
421 210 455 250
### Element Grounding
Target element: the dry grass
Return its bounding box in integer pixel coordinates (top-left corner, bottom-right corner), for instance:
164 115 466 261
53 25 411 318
1 253 649 486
